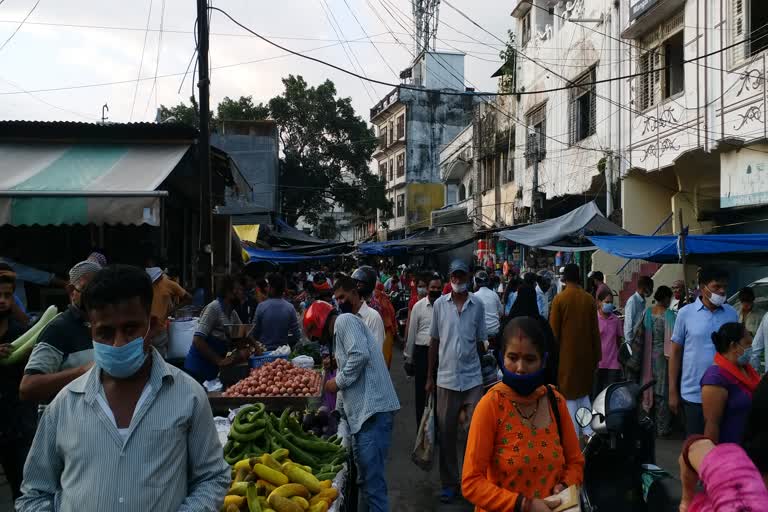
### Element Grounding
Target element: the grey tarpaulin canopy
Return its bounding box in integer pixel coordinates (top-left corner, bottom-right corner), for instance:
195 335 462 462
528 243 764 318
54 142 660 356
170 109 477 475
497 201 628 251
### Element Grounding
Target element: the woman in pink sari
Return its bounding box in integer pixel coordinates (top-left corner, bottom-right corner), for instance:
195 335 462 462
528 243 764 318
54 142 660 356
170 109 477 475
679 375 768 511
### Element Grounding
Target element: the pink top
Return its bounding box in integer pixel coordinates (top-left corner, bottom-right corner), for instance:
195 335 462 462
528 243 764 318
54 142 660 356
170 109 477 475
597 313 622 370
689 443 768 512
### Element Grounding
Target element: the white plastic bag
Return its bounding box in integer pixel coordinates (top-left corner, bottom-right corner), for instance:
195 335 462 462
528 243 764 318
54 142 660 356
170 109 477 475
411 394 435 470
291 355 315 369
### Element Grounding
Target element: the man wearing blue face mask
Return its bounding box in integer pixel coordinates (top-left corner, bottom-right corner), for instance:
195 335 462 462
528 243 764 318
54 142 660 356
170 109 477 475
426 259 488 504
16 265 230 512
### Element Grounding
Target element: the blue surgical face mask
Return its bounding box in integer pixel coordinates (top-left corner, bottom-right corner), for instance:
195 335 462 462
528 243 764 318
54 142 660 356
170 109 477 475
737 344 753 367
93 335 149 379
497 351 548 396
602 303 615 314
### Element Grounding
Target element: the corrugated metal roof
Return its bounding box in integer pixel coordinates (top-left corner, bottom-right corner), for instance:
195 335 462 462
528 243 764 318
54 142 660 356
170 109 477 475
0 120 198 142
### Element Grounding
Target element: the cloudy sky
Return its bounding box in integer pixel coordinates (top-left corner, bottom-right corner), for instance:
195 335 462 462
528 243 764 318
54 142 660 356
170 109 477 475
0 0 511 125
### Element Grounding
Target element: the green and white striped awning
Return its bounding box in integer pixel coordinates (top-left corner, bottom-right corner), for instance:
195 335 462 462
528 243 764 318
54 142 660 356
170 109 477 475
0 143 190 226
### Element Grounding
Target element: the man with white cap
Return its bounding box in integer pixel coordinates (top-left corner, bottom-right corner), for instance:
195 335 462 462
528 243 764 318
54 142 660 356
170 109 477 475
19 260 102 406
146 267 192 358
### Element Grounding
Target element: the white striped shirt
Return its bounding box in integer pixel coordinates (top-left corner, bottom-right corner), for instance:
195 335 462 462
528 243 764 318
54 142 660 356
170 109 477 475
333 313 400 434
16 349 230 512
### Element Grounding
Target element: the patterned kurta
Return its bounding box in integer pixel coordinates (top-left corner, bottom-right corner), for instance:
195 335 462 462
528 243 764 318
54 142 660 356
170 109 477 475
462 383 584 512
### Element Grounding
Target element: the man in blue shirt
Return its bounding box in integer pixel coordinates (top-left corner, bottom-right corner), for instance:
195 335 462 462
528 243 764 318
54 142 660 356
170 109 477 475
427 259 487 504
252 273 302 350
670 266 738 436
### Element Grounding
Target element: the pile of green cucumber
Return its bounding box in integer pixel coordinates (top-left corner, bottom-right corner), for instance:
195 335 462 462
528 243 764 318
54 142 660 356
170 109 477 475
223 404 346 480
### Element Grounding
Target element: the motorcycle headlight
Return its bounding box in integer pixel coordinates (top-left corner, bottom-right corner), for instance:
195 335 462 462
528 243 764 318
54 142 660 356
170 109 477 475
607 385 634 413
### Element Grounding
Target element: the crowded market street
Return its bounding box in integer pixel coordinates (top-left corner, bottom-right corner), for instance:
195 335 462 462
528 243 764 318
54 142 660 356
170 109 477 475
0 341 685 512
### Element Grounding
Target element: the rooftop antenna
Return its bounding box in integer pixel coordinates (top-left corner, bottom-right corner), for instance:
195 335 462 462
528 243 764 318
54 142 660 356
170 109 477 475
101 103 109 124
412 0 440 56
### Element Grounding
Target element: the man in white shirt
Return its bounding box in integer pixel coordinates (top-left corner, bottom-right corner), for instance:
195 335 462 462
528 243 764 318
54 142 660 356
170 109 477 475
404 274 442 428
333 276 385 350
472 270 503 347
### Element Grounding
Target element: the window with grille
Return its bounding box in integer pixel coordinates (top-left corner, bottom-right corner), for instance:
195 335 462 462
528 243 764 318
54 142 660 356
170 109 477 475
526 104 547 167
396 194 405 217
731 0 768 64
379 160 387 181
396 114 405 139
389 158 394 181
396 153 405 177
636 12 683 111
664 32 684 97
521 13 531 47
569 67 597 145
388 121 394 145
482 157 496 192
379 125 388 149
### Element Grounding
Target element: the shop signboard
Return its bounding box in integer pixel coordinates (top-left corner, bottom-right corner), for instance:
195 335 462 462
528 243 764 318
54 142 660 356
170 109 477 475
630 0 658 21
721 148 768 208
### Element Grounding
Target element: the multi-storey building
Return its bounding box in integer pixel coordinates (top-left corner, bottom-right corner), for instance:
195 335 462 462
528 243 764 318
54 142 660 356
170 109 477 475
510 0 623 220
617 0 768 288
370 51 478 239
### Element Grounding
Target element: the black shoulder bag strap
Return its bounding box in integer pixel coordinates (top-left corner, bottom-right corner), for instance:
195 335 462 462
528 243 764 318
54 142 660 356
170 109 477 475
546 385 563 442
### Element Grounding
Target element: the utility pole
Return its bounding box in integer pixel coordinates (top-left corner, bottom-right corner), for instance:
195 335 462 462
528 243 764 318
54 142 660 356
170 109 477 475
606 151 613 217
197 0 214 297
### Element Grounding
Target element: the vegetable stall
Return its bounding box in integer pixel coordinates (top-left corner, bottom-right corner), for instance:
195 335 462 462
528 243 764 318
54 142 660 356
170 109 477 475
211 355 354 511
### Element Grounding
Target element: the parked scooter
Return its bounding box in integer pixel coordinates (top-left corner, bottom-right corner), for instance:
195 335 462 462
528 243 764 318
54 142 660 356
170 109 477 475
575 380 681 512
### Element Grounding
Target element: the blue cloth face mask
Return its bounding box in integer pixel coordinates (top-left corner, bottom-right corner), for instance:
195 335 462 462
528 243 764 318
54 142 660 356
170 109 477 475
93 335 149 379
738 345 753 367
602 303 615 314
497 351 548 396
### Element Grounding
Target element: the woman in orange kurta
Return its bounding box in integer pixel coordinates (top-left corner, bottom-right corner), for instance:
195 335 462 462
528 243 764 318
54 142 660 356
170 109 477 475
463 317 584 512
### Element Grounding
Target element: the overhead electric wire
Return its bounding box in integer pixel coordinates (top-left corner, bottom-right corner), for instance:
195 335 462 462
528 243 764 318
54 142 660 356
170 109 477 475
0 0 40 53
144 0 166 119
129 0 154 121
341 0 399 78
365 0 413 57
317 0 376 102
0 75 98 121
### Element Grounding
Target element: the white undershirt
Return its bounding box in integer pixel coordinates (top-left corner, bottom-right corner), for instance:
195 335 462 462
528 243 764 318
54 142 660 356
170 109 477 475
96 382 152 443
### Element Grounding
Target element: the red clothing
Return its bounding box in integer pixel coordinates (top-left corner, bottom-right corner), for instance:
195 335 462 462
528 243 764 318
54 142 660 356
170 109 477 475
370 283 396 367
462 383 584 512
407 282 419 312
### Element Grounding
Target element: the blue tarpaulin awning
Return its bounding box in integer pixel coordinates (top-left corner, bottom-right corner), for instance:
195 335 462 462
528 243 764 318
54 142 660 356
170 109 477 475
588 234 768 264
242 245 337 264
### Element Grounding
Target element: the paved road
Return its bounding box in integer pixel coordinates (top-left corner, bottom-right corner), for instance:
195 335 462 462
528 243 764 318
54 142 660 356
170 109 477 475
385 345 684 511
0 345 684 511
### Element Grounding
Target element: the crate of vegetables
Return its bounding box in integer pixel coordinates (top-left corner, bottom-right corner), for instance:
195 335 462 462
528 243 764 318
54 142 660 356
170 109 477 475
209 359 324 414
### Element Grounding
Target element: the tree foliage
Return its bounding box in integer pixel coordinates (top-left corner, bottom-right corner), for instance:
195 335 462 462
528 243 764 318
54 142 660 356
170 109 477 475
157 96 199 127
159 76 390 227
217 96 269 122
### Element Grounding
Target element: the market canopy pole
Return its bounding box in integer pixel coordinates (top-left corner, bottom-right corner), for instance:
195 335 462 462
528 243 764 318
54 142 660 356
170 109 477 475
678 208 687 302
197 0 214 297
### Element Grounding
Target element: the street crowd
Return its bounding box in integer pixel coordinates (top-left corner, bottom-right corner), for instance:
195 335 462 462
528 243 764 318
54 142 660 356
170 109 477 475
1 252 768 511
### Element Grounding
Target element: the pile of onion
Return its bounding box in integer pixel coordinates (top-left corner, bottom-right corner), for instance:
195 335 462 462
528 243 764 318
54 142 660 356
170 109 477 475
222 358 322 397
